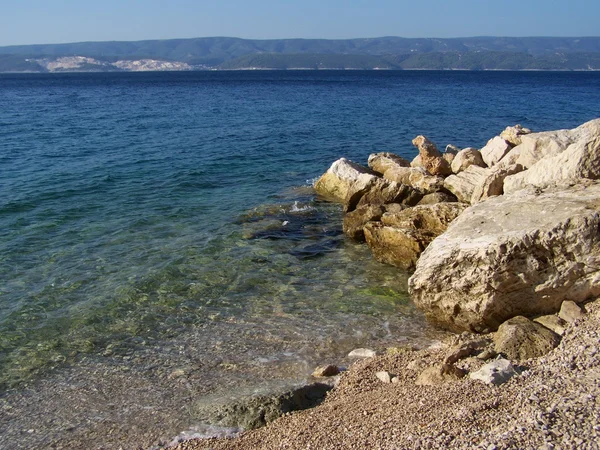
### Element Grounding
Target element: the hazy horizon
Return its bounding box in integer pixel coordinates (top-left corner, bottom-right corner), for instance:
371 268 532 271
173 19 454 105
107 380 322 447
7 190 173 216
2 0 599 47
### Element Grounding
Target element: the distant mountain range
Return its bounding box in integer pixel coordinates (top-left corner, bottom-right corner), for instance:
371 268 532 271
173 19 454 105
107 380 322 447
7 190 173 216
1 36 600 72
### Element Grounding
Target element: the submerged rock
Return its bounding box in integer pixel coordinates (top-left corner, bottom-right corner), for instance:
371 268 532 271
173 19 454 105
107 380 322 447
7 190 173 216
190 383 333 430
364 203 467 270
348 348 376 358
343 204 386 241
408 182 600 332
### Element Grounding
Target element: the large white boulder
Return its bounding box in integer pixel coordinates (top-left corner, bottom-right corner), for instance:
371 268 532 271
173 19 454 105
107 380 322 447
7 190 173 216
503 119 600 193
408 182 600 332
314 158 378 203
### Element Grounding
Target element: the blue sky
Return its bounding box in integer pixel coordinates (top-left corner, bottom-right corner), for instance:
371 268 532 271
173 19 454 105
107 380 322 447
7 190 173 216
1 0 598 46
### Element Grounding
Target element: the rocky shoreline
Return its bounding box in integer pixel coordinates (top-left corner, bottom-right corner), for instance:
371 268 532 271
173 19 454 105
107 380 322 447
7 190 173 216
173 119 600 449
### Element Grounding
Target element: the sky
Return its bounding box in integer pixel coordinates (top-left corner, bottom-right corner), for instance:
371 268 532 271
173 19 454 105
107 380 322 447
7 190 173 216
1 0 599 47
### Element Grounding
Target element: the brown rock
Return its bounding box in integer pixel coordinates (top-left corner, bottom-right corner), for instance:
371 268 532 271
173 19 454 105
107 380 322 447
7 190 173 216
383 166 445 194
415 363 465 386
500 124 532 146
470 164 524 204
559 300 585 323
534 315 567 336
314 158 378 203
342 204 386 241
312 365 340 377
417 192 458 206
368 152 410 175
354 180 422 210
412 135 452 176
444 338 491 365
493 316 561 361
451 148 486 174
364 203 467 270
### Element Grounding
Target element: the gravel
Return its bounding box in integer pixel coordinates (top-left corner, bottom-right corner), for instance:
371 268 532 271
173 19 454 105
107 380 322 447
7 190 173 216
175 298 600 450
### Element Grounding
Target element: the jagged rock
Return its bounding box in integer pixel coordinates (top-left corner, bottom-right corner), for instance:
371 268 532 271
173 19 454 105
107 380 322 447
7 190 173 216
559 300 585 323
368 152 410 175
415 363 465 386
534 315 567 336
417 192 458 205
408 183 600 332
504 119 600 193
493 316 561 360
500 124 532 146
443 152 455 166
469 359 517 385
480 136 513 167
444 164 524 205
376 371 392 383
314 158 377 203
444 338 491 365
348 348 376 358
470 164 524 204
412 135 452 176
383 166 445 194
445 144 461 154
443 165 490 203
354 180 422 210
343 204 386 241
451 148 486 174
410 154 423 168
364 203 467 270
312 365 340 377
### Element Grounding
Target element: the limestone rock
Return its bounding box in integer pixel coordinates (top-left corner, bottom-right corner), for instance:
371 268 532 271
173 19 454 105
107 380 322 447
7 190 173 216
500 124 532 146
480 136 513 167
384 166 445 194
442 152 455 166
410 154 423 168
368 152 410 175
444 338 491 365
375 371 392 383
559 300 585 323
312 365 340 377
314 158 377 203
412 135 452 176
470 164 524 204
534 315 567 336
408 183 600 332
451 148 486 174
354 180 422 210
493 316 561 360
469 359 517 385
504 118 600 193
417 192 458 206
443 165 490 203
415 363 465 386
348 348 376 359
343 204 386 241
364 203 467 270
445 144 461 154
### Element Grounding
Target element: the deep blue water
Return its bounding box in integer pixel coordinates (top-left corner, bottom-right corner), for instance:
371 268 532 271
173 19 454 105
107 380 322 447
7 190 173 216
0 70 599 446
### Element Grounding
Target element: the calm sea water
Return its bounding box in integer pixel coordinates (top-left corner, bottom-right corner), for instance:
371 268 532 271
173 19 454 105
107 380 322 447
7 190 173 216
1 70 599 448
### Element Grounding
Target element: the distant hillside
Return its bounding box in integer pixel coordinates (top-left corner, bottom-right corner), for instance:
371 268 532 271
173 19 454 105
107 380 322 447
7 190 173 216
1 36 600 72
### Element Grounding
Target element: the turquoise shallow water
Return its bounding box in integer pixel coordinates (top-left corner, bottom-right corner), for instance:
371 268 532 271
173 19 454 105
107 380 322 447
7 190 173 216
1 70 600 447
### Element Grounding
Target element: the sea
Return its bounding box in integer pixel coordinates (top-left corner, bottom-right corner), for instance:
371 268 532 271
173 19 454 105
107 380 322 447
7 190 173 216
1 70 599 448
